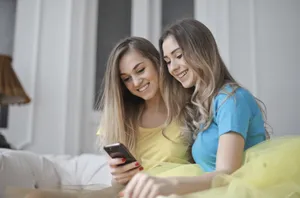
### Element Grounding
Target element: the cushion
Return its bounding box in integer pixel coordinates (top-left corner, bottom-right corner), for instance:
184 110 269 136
0 149 112 198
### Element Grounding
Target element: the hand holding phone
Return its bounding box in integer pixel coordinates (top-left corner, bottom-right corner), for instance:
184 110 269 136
104 143 137 165
104 143 144 185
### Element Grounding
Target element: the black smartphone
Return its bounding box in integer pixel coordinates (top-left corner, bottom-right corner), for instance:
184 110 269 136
103 143 137 165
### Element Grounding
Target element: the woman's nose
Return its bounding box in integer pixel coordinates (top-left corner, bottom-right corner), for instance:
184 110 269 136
132 76 142 87
168 60 180 73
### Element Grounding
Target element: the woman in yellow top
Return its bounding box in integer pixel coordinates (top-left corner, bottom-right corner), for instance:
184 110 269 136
97 37 201 186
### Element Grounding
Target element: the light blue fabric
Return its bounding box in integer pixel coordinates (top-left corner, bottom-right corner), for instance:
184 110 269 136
192 85 266 172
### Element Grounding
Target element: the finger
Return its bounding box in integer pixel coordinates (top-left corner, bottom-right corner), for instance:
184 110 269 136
123 173 142 198
114 167 138 184
148 185 160 198
122 161 141 171
108 158 126 167
131 173 150 198
139 178 154 198
114 166 143 181
114 166 144 185
115 177 130 185
119 191 124 197
111 161 141 175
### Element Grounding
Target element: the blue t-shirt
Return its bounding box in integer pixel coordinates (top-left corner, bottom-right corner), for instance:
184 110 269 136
192 85 266 172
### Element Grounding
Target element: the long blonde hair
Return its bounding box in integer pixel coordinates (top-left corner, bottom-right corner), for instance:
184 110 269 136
97 37 160 154
159 19 270 140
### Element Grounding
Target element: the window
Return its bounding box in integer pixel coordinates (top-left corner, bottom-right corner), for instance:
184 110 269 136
94 0 132 107
162 0 194 29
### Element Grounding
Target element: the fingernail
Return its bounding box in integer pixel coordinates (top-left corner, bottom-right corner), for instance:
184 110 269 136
122 158 126 162
119 191 124 197
139 167 144 171
135 162 140 167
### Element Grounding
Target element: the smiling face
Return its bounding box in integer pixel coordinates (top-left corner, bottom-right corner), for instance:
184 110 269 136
119 49 159 100
162 35 197 88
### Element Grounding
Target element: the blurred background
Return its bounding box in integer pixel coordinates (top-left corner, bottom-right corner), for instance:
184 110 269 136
0 0 299 155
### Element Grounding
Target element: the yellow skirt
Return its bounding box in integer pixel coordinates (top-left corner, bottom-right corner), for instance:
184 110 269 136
146 136 300 198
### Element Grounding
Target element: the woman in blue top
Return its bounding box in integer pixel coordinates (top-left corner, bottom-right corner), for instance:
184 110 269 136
122 19 300 198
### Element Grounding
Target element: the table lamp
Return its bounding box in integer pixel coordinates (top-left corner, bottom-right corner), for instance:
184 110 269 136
0 0 31 129
0 54 31 105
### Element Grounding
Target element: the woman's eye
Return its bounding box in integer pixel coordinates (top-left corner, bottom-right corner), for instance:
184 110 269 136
137 68 145 73
165 61 171 65
176 54 182 59
123 77 131 82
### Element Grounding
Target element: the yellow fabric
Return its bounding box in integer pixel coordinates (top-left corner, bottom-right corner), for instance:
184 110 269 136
96 121 193 172
136 121 192 171
149 136 300 198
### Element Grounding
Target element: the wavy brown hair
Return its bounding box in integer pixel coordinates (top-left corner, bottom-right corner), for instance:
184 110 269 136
97 37 160 154
159 19 270 140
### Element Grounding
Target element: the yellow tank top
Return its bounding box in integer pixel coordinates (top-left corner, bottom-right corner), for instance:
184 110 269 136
136 121 191 170
97 121 191 171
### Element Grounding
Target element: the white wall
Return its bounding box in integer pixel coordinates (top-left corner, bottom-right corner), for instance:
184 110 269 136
197 0 300 137
254 0 300 135
4 0 299 154
4 0 87 155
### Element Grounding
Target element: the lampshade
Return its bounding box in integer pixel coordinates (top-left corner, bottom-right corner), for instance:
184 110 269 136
0 54 31 104
0 0 30 105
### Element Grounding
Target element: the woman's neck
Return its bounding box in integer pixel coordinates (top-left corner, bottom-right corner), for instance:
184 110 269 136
144 93 166 113
140 93 168 128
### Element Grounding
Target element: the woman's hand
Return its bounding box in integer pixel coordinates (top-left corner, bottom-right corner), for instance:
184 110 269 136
121 173 178 198
108 157 144 185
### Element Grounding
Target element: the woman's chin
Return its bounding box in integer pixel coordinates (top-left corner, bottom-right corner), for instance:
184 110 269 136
141 91 157 101
181 81 194 89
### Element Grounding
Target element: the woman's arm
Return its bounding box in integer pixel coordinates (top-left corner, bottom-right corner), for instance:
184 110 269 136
122 132 245 198
170 132 245 195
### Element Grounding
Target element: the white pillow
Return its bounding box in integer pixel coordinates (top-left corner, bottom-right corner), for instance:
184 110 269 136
0 149 60 197
45 153 112 189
